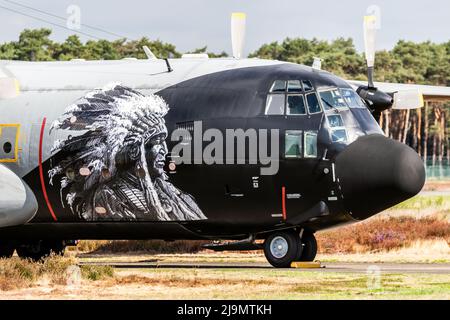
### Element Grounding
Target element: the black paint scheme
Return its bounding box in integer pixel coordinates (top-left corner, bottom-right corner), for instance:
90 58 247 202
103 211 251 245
0 63 425 241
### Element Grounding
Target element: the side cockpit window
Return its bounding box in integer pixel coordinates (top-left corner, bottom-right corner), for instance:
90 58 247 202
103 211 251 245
304 131 318 158
285 130 319 159
265 80 286 115
285 130 303 158
265 80 321 116
265 94 285 115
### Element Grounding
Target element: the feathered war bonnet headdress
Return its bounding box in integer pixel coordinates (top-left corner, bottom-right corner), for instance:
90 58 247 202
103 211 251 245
48 84 171 220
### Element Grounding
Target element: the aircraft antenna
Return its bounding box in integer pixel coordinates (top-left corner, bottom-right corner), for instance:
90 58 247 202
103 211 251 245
164 58 173 73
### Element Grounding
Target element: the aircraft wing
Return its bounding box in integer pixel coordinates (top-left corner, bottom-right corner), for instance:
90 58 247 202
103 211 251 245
0 61 20 99
0 164 38 228
348 80 450 102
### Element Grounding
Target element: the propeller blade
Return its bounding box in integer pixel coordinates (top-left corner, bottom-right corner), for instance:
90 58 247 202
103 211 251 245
231 12 246 59
392 89 424 110
0 77 20 99
142 46 157 60
363 15 377 87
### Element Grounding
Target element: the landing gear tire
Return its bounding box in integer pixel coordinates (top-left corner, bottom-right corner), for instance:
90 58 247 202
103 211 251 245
0 242 15 258
264 230 302 268
16 241 51 261
299 231 317 262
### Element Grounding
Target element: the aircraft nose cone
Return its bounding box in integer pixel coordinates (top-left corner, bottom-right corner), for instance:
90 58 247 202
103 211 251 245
335 134 425 220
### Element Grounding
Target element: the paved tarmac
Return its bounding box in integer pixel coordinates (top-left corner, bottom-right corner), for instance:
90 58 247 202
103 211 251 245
79 261 450 274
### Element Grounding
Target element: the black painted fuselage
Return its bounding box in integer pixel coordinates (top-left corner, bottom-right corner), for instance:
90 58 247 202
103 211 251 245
0 62 425 241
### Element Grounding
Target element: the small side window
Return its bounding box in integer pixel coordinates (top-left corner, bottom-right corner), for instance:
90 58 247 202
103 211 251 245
331 129 348 143
304 131 318 158
285 130 302 158
327 115 344 127
287 95 306 115
265 94 285 115
306 93 321 114
327 114 348 142
270 80 287 93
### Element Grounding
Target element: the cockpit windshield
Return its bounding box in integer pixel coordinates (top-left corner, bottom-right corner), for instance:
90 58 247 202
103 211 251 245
319 89 347 111
340 88 367 108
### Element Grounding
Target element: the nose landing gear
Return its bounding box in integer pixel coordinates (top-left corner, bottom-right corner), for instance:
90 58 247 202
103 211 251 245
263 229 317 268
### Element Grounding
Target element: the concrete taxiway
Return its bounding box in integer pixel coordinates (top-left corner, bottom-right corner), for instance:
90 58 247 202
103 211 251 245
78 261 450 274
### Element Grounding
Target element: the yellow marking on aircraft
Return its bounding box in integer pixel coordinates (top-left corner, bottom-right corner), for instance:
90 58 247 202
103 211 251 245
0 123 21 163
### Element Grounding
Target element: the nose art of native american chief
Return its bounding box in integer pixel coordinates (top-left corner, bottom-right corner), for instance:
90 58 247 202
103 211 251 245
48 84 206 222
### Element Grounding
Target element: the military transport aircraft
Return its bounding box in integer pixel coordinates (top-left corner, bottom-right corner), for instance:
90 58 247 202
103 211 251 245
0 14 449 267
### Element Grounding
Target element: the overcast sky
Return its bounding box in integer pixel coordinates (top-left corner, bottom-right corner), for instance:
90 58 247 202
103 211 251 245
0 0 449 56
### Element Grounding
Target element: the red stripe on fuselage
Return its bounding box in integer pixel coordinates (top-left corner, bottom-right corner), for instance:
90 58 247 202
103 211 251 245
282 186 286 220
39 117 58 222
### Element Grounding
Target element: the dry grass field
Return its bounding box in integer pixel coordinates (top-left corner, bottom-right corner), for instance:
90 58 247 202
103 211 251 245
0 192 449 299
1 255 449 299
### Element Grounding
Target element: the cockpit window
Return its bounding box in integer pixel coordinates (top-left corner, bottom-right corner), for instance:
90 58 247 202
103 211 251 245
287 80 302 93
265 94 285 115
306 93 321 114
287 95 306 115
302 80 314 92
270 80 287 93
340 88 366 108
319 89 348 111
265 80 319 116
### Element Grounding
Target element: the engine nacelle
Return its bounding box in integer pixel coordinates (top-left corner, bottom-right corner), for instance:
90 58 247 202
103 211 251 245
356 86 394 113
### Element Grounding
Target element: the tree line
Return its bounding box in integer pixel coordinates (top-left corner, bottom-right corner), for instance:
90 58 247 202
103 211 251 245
0 29 448 164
